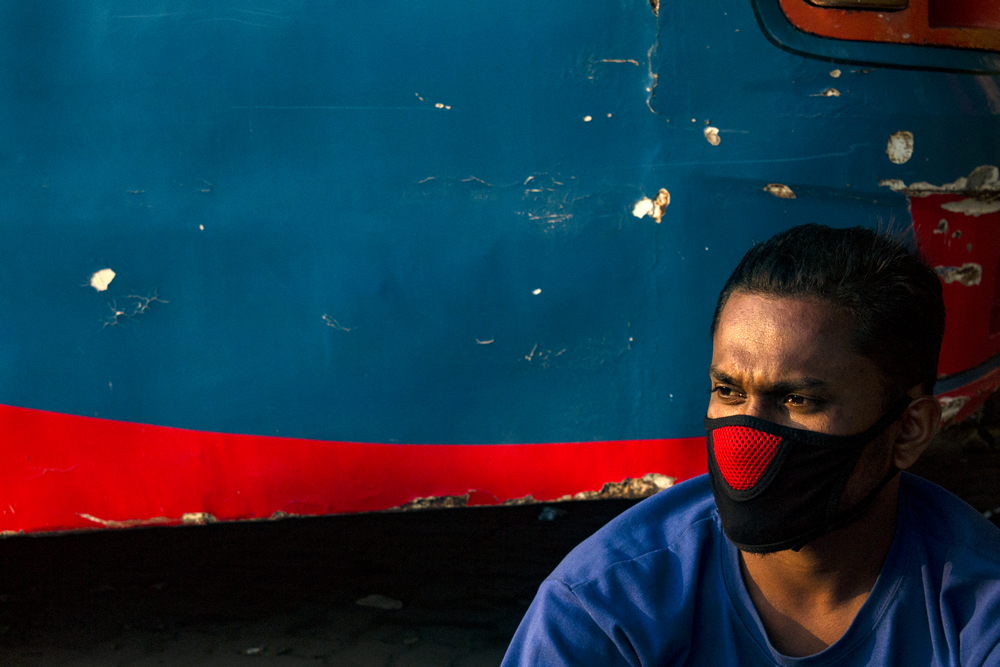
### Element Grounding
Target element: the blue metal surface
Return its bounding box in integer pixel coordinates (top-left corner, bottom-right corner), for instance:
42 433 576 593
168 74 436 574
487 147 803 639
0 1 996 445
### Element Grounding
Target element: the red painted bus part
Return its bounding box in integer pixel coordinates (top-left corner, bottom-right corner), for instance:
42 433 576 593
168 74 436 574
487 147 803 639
0 404 708 537
780 0 1000 52
899 175 1000 377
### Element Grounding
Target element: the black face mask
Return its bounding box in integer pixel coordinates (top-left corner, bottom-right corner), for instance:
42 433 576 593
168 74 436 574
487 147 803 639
704 398 910 554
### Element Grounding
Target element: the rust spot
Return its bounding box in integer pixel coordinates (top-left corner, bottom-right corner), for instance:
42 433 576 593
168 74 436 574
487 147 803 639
936 263 983 286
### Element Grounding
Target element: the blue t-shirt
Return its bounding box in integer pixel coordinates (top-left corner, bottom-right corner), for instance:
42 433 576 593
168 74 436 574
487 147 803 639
503 473 1000 666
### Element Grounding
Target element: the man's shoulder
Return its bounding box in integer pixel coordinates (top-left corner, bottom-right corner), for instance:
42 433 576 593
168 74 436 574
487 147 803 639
901 472 1000 567
549 474 720 589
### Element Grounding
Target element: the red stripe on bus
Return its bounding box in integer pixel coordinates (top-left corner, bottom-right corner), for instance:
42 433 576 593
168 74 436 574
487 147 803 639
0 404 707 535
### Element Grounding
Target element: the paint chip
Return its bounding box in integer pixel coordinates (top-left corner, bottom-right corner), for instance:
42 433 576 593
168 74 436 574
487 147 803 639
814 87 840 97
763 183 796 199
935 263 982 286
830 69 842 78
89 268 116 292
939 395 969 423
199 224 204 231
632 189 671 223
941 198 1000 217
703 127 721 146
583 115 592 122
532 288 542 295
886 131 914 164
435 103 444 108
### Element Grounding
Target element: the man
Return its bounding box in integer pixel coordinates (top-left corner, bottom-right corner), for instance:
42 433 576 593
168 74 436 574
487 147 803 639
502 224 1000 665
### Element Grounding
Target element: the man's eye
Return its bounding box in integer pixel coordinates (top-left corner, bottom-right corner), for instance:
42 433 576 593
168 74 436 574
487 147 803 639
712 386 740 399
784 394 812 407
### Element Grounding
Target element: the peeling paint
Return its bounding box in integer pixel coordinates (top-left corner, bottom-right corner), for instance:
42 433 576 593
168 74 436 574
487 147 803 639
941 198 1000 217
556 472 674 501
181 512 216 525
939 395 970 424
649 0 658 16
880 165 1000 198
632 189 670 223
89 268 116 292
388 474 674 513
476 338 494 345
703 126 721 146
886 130 914 164
78 513 172 528
935 263 983 286
829 69 841 78
763 183 796 199
393 494 472 510
812 87 841 97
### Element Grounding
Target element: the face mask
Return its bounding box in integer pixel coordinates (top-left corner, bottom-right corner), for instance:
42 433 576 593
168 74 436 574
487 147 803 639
704 398 910 554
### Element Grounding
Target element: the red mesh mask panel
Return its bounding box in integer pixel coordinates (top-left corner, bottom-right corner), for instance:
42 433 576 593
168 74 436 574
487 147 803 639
712 426 783 491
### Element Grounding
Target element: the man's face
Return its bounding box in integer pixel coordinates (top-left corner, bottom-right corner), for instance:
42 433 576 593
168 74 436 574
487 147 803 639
708 292 889 436
708 292 899 513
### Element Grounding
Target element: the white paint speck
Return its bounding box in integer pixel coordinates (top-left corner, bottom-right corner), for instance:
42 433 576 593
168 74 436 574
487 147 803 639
199 224 204 231
607 113 612 118
435 103 445 109
583 115 592 122
830 69 841 78
89 268 116 292
632 198 654 218
886 130 914 164
532 288 542 295
703 126 721 146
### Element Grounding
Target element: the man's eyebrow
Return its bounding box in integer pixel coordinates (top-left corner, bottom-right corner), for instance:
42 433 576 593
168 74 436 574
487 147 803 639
708 366 830 393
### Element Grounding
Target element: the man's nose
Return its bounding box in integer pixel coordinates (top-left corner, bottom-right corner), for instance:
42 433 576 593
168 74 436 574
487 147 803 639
742 396 779 422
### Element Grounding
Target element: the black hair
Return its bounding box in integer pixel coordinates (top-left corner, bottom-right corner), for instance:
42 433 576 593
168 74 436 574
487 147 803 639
711 224 945 394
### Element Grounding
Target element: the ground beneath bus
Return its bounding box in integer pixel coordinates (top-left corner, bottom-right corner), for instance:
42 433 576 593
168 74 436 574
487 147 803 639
1 394 998 666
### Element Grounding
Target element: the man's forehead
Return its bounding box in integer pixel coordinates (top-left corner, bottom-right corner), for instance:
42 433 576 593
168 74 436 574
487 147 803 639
711 293 872 387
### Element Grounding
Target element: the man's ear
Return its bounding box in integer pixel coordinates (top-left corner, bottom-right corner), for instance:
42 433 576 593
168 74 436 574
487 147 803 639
893 394 941 470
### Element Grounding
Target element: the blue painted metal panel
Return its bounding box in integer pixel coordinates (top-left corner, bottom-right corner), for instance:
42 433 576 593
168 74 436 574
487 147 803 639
0 1 996 446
